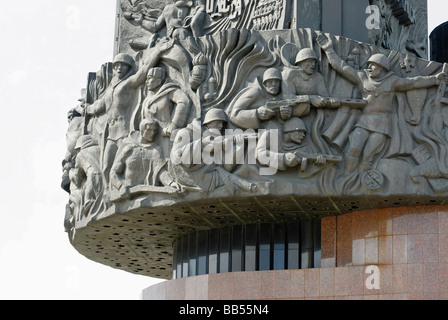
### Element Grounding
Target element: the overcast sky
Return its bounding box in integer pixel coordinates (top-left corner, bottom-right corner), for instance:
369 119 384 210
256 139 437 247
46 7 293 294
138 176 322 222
0 0 447 300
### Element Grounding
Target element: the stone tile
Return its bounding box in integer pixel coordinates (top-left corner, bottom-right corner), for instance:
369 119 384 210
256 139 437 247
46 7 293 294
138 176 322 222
304 268 320 298
352 238 365 265
422 234 438 263
364 294 379 300
407 213 423 235
439 292 448 300
166 277 186 300
290 269 305 299
378 210 393 236
185 276 198 299
336 214 353 266
142 281 166 300
321 216 337 268
407 263 423 293
393 211 409 235
378 266 391 296
334 267 349 297
348 266 365 296
393 235 408 264
246 271 262 300
352 210 375 239
217 274 233 299
393 264 408 294
438 263 448 293
439 212 448 234
196 275 209 300
422 211 438 234
439 235 448 263
423 292 438 300
207 275 221 299
379 236 393 265
423 263 438 293
408 291 424 300
365 237 378 265
319 268 334 297
275 270 291 299
260 271 276 299
407 234 423 263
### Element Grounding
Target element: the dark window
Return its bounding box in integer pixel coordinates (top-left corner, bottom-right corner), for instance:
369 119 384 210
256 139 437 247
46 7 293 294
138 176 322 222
172 221 321 279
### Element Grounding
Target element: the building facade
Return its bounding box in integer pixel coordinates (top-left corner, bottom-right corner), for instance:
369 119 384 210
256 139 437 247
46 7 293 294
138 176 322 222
62 0 448 300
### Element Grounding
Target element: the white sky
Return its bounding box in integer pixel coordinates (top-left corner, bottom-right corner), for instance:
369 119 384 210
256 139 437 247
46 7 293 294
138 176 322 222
0 0 447 300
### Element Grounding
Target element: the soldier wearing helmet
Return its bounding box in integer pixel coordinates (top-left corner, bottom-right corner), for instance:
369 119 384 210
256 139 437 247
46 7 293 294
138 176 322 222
317 34 447 173
282 47 332 109
112 53 136 80
228 67 309 130
170 109 257 193
85 40 172 186
256 117 327 173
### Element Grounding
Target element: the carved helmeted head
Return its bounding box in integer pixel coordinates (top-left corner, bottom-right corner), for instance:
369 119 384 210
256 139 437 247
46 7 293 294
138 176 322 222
262 68 282 96
146 67 166 91
112 53 135 79
203 108 227 134
367 53 390 79
283 117 307 145
295 48 318 76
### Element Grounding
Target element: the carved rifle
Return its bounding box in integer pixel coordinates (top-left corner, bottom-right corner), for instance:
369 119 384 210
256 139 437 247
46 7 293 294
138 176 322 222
265 96 367 111
287 152 342 172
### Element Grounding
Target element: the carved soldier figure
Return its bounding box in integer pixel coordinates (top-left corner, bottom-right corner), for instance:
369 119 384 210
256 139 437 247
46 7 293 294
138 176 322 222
110 118 179 201
282 48 335 108
171 108 256 193
317 34 447 173
142 67 191 138
133 0 193 40
228 68 311 130
70 135 104 217
86 41 171 185
256 117 329 173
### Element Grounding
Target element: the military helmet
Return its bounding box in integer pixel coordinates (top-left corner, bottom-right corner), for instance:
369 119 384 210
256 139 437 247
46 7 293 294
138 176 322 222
203 108 227 125
284 117 307 133
147 67 166 79
112 53 136 69
262 68 282 84
367 53 390 71
295 48 318 65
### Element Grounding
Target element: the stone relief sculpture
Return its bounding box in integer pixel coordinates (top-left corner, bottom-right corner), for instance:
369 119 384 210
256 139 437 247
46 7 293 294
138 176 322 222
317 34 446 193
63 17 448 235
110 118 181 202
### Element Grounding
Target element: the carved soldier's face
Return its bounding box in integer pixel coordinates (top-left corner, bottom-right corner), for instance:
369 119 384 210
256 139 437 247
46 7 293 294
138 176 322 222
298 59 316 76
113 62 130 79
146 75 163 91
142 124 158 142
263 79 281 96
286 130 306 145
205 120 225 135
367 63 386 79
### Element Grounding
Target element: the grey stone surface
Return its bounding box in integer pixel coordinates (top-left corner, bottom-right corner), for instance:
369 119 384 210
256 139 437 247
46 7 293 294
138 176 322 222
63 1 445 279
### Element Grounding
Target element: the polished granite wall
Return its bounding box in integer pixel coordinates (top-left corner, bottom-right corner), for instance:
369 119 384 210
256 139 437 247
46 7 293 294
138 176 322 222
142 205 448 300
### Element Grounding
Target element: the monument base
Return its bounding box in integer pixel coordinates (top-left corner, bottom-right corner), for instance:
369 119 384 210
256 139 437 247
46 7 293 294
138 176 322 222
142 205 448 300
